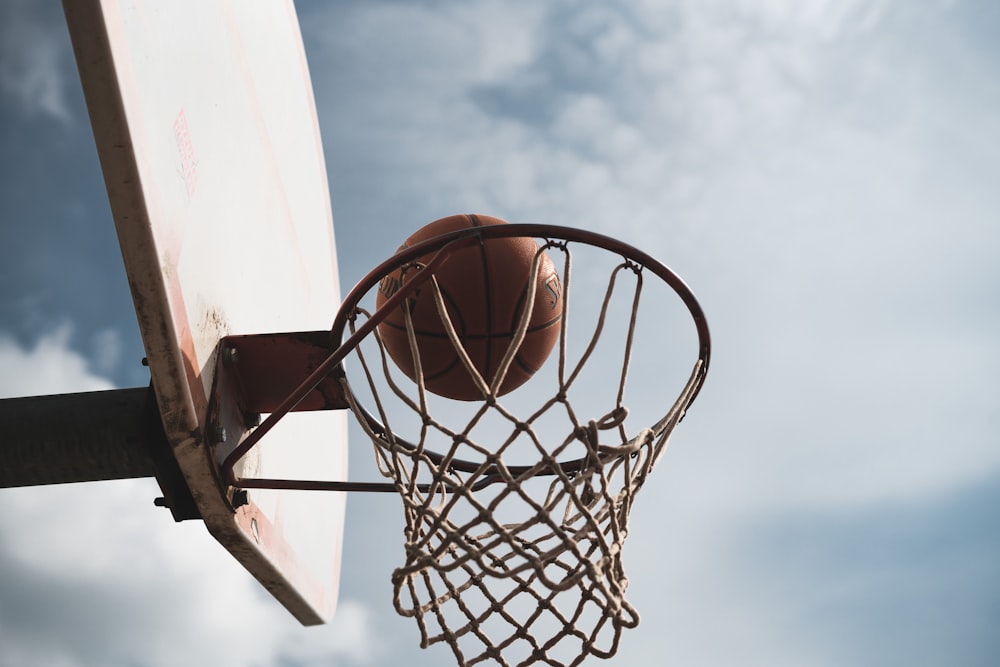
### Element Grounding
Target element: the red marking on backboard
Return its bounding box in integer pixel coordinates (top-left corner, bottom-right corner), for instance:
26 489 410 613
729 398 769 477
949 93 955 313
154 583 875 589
173 109 198 198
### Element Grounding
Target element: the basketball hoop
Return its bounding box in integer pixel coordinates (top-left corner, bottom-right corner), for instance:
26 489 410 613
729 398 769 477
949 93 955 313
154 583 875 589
217 224 710 666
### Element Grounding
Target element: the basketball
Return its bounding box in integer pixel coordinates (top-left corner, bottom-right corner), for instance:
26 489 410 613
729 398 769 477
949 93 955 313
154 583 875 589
376 214 563 401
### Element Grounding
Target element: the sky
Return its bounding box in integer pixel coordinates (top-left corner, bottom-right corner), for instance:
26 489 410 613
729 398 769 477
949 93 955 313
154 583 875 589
1 0 998 665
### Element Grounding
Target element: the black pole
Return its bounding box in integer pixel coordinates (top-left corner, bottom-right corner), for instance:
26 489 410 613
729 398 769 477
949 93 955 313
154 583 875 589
0 387 200 520
0 387 159 485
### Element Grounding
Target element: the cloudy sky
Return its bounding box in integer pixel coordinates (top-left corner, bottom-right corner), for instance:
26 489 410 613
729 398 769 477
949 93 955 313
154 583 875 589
2 0 998 665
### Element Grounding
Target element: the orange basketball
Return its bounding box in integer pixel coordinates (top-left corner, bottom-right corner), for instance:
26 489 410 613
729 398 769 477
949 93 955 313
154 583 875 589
376 214 563 401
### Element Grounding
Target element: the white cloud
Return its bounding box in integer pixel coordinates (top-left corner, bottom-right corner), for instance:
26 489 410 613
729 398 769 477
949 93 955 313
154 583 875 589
0 2 72 122
0 327 114 398
277 600 381 665
88 328 122 376
307 0 999 514
331 0 995 532
0 480 382 667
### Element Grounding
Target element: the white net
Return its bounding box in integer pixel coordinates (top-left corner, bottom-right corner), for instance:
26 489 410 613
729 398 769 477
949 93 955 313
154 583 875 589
339 236 707 666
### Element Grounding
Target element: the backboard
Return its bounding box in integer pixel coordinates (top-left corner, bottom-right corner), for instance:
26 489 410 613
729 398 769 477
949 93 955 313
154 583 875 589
64 0 346 625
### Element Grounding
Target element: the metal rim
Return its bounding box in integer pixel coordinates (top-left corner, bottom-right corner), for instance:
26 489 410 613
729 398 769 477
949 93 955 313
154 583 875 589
331 223 711 483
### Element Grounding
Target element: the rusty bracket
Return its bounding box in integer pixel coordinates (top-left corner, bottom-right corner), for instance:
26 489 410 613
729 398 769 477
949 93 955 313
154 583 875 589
217 330 349 414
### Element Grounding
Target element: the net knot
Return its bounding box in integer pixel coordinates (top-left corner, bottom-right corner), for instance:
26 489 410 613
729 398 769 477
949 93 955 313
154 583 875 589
595 406 628 430
574 407 629 453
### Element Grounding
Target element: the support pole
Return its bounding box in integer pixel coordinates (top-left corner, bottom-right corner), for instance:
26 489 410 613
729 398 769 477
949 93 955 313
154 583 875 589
0 388 156 487
0 387 162 486
0 386 200 520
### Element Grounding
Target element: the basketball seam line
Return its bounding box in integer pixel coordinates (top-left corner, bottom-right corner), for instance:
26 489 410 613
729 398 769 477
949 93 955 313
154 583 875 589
468 214 496 383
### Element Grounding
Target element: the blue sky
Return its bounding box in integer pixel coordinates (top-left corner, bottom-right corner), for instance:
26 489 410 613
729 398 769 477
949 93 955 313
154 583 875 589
1 0 998 665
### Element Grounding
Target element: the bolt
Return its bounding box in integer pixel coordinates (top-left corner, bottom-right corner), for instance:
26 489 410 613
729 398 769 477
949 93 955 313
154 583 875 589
232 489 249 508
153 497 169 508
222 346 239 366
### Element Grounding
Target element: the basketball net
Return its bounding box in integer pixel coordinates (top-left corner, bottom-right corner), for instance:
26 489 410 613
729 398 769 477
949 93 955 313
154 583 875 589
338 234 708 667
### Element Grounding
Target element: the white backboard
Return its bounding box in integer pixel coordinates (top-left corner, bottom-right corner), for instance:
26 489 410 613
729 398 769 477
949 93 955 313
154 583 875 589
65 0 346 625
